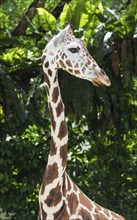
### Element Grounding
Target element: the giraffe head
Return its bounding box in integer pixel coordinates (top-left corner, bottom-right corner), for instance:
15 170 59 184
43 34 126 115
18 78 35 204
43 25 111 86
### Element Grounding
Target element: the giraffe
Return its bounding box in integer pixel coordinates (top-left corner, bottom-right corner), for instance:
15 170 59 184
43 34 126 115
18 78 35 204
38 24 125 220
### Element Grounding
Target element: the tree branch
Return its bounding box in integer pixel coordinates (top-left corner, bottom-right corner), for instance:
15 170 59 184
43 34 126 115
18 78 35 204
0 0 6 5
12 0 71 36
52 0 71 19
12 0 46 36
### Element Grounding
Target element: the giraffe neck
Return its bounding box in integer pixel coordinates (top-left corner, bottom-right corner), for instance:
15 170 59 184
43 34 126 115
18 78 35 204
44 62 68 175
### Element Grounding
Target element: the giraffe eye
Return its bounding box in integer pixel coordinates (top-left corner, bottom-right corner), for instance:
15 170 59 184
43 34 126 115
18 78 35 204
68 47 80 53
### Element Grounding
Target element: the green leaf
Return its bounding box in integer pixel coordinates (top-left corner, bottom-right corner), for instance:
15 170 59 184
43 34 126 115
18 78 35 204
59 3 73 28
37 8 56 31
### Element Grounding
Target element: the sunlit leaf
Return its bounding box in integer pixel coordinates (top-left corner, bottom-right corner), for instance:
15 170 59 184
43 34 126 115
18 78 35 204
37 8 56 31
59 3 73 28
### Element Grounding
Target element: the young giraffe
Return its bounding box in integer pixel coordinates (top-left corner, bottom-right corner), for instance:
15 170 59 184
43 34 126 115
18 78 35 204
38 25 125 220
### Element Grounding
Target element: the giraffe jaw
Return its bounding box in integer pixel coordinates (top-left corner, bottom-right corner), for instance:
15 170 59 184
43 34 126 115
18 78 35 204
91 71 111 87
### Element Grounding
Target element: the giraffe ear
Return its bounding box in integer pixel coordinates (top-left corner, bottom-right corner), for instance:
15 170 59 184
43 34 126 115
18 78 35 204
53 25 73 48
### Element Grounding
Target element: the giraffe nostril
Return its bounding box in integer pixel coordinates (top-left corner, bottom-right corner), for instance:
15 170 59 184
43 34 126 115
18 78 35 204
101 69 106 75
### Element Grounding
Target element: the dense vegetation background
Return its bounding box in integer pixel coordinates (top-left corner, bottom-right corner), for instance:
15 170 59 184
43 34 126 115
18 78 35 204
0 0 137 219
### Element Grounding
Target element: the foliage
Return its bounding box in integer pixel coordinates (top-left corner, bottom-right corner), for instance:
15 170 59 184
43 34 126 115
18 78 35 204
0 0 137 219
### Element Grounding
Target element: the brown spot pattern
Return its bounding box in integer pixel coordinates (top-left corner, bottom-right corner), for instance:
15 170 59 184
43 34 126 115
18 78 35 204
45 61 49 68
73 183 78 192
112 212 122 218
68 68 73 73
82 67 86 74
87 59 91 65
41 204 47 219
80 208 91 220
61 53 67 59
44 183 62 207
66 175 71 192
51 60 54 65
62 174 67 197
94 204 102 213
48 68 52 76
42 55 46 63
54 75 57 83
74 69 80 75
60 144 67 168
50 136 57 156
56 101 64 117
75 63 79 68
103 208 111 217
54 201 69 220
93 63 97 68
41 163 58 194
58 120 67 140
49 52 54 56
67 193 78 215
79 191 93 211
52 87 59 103
56 54 59 60
44 74 50 88
80 62 84 67
59 60 66 69
49 106 56 131
66 59 72 67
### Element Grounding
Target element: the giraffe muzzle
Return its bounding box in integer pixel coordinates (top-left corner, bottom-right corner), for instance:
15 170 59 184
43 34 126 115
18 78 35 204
92 69 111 87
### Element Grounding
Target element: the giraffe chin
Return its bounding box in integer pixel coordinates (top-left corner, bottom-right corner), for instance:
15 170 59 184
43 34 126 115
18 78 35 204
91 75 111 87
